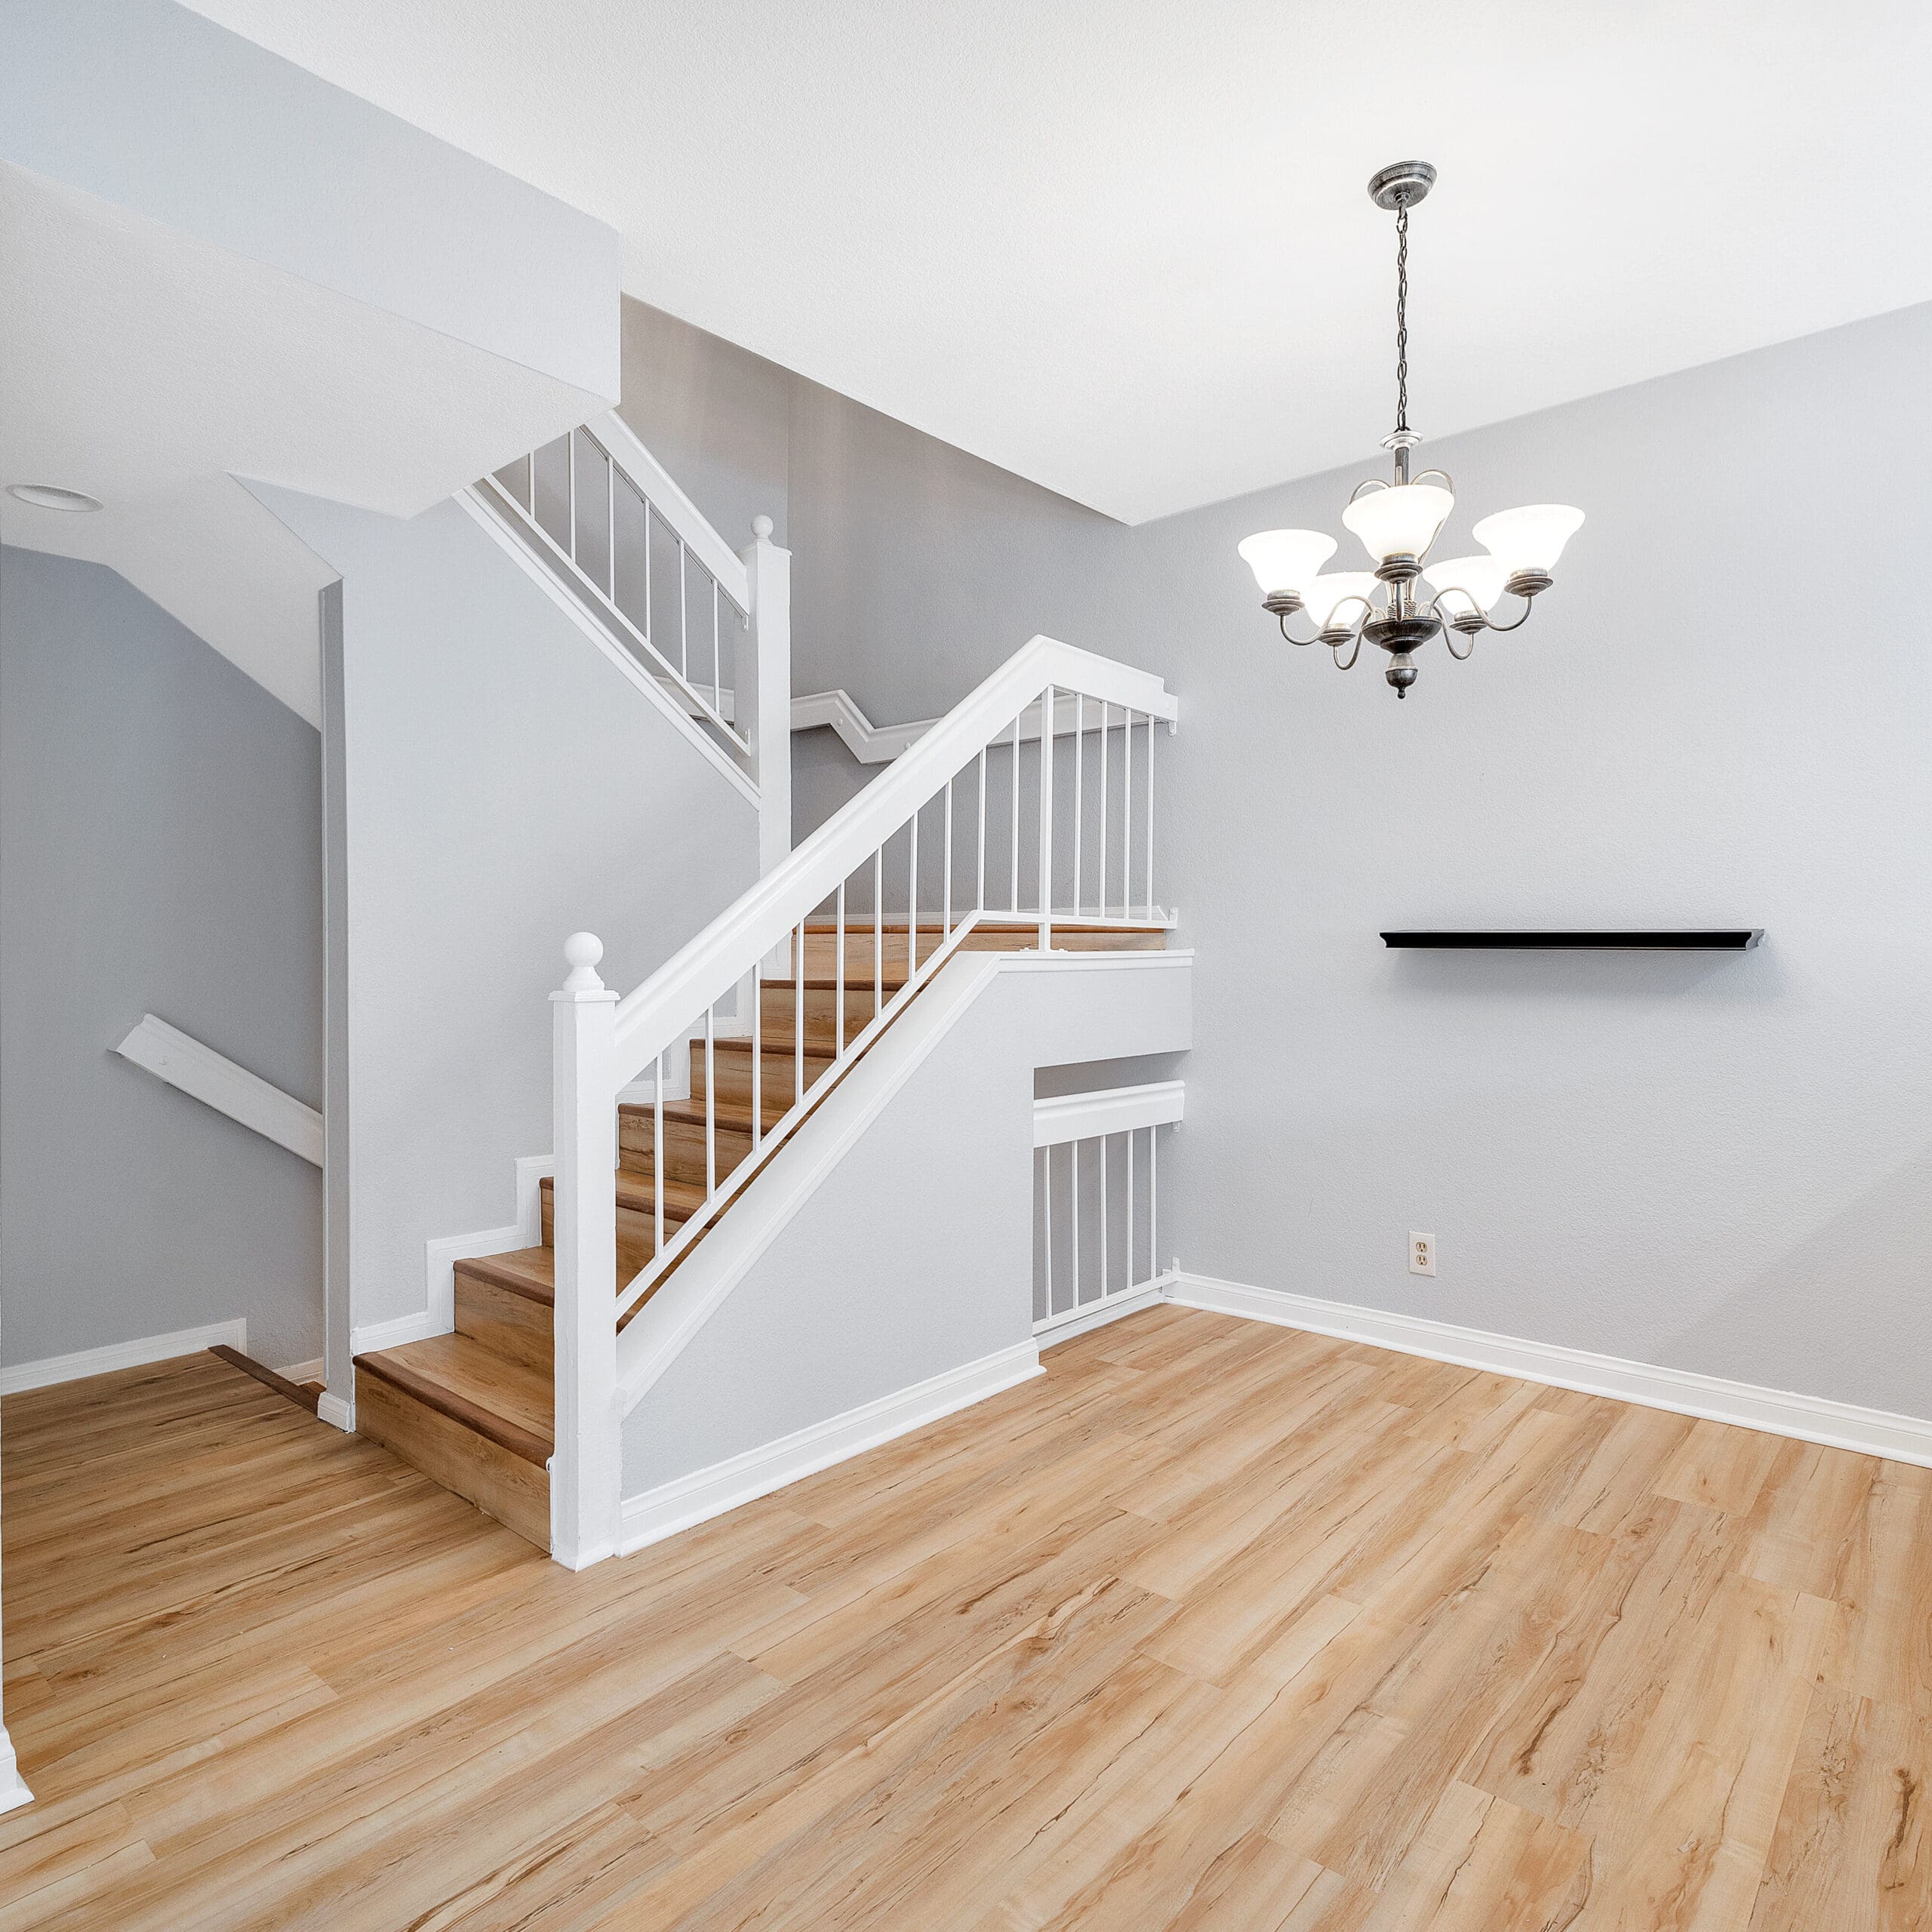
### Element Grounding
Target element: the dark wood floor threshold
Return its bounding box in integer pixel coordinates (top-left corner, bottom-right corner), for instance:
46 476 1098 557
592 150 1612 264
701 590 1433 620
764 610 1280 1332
208 1344 322 1414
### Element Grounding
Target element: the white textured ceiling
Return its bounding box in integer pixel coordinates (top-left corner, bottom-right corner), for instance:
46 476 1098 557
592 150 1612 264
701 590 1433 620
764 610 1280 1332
0 162 606 721
183 0 1932 523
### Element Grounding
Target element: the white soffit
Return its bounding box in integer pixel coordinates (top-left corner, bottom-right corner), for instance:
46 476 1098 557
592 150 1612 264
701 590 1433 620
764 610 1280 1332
0 163 609 723
183 0 1932 523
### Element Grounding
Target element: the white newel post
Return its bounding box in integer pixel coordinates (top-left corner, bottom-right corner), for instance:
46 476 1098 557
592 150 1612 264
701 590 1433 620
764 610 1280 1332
549 932 621 1569
740 515 792 875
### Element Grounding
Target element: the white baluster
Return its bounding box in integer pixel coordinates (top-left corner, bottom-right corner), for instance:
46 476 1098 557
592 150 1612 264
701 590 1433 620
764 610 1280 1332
1037 684 1054 948
549 932 620 1569
1073 693 1084 920
1145 713 1155 921
1009 712 1022 914
1105 706 1120 923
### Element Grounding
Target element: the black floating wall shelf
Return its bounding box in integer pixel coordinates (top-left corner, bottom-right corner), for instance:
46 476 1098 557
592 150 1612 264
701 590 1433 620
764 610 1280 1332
1380 930 1764 951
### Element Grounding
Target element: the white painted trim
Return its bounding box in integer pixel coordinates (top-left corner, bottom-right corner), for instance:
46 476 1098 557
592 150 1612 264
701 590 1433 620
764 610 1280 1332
0 1737 31 1815
515 1155 554 1244
0 1318 247 1396
318 1389 354 1432
1034 1080 1184 1147
113 1014 321 1165
792 686 1146 766
620 1340 1041 1554
350 1309 443 1355
610 634 1178 1085
421 1224 521 1341
277 1358 325 1383
457 486 760 806
1035 1276 1171 1345
1167 1274 1932 1469
617 949 1192 1410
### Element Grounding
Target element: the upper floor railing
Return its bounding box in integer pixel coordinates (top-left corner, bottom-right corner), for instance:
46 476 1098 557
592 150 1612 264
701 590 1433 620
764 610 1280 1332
544 633 1177 1564
478 411 792 869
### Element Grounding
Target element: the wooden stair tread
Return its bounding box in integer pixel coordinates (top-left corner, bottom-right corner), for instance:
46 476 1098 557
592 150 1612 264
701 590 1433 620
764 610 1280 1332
455 1245 555 1304
354 1335 553 1465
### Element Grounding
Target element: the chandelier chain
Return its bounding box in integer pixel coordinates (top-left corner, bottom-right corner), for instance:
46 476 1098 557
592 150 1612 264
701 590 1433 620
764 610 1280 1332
1394 197 1410 437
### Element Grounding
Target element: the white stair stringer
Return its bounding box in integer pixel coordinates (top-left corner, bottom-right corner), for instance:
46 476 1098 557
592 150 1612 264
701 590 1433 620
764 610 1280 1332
614 946 1192 1552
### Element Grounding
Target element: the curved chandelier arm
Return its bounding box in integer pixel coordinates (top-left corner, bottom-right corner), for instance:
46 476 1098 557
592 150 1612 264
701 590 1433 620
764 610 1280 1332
1442 626 1477 661
1331 631 1365 672
1478 590 1539 635
1276 611 1330 648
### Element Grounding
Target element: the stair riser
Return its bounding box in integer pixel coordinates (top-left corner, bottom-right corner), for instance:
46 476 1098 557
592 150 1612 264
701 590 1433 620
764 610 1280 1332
354 1367 549 1551
619 1109 754 1187
688 1045 833 1112
538 1183 660 1277
455 1270 553 1376
758 985 879 1053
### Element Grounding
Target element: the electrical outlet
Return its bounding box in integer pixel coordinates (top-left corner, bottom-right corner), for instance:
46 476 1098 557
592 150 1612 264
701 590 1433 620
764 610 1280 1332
1409 1232 1436 1277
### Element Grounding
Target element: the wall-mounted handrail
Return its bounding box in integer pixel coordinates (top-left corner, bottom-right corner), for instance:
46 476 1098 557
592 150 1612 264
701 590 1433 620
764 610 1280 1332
113 1014 322 1166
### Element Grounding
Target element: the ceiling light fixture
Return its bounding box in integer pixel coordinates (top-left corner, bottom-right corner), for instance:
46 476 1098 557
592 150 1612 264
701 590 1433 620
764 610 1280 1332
7 483 105 513
1239 163 1583 697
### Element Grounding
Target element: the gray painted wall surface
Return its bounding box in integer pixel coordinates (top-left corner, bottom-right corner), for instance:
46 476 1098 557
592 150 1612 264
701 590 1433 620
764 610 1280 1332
623 293 1932 1422
251 490 758 1334
623 955 1192 1494
1121 301 1932 1419
0 546 323 1369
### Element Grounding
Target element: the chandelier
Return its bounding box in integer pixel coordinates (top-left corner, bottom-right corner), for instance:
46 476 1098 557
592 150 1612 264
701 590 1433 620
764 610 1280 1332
1239 162 1583 697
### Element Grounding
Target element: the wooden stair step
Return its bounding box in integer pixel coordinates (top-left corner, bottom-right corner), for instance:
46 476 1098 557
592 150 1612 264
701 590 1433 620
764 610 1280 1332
354 1334 552 1551
457 1245 555 1304
355 1335 552 1462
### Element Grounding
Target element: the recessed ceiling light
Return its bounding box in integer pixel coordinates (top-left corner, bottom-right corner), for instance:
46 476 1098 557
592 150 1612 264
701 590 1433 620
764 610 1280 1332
7 484 104 512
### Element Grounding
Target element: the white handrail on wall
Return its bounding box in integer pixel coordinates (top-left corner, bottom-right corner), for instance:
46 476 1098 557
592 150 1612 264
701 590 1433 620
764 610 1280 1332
546 632 1177 1567
113 1014 323 1166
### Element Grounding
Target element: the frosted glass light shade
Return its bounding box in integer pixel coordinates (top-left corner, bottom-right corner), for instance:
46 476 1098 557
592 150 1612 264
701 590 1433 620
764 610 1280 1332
1237 528 1337 598
1300 572 1380 634
1420 554 1510 618
1340 482 1454 563
1472 504 1584 575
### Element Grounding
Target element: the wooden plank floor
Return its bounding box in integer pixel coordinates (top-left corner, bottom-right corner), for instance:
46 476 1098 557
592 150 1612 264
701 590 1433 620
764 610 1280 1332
0 1311 1926 1928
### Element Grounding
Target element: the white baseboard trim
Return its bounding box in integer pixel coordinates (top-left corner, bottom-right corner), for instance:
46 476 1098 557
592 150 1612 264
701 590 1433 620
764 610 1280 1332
0 1318 248 1396
1168 1273 1932 1469
349 1309 443 1355
277 1358 325 1384
0 1736 31 1814
317 1389 355 1433
1035 1277 1171 1347
620 1340 1041 1555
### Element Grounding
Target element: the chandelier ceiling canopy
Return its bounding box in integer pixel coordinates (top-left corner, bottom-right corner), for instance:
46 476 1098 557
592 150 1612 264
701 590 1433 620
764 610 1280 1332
1239 162 1583 697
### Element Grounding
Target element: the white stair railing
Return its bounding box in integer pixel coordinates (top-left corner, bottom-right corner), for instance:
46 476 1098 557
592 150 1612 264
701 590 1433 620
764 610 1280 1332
478 411 791 866
546 634 1177 1564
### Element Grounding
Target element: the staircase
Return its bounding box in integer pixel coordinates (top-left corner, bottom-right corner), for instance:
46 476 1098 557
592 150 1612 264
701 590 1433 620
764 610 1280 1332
353 920 1168 1549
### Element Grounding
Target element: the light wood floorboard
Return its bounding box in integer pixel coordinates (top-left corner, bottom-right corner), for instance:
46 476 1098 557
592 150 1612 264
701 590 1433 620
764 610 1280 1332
0 1318 1927 1927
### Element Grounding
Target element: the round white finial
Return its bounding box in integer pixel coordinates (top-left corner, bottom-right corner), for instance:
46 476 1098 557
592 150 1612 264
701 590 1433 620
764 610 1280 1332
561 931 605 992
752 514 774 540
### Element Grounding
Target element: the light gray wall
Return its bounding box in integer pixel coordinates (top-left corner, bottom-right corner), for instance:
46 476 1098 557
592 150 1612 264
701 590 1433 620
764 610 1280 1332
617 297 1132 838
624 291 1932 1423
251 489 758 1335
1120 301 1932 1419
0 545 323 1370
